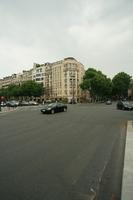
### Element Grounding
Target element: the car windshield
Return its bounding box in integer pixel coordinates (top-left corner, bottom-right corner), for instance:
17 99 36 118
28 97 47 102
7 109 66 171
47 103 57 107
123 101 130 106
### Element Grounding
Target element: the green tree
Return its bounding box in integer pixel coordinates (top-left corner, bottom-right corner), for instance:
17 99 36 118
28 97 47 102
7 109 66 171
0 88 7 97
91 75 112 97
80 68 112 99
20 80 44 97
0 84 21 99
0 81 44 99
6 84 21 98
112 72 131 98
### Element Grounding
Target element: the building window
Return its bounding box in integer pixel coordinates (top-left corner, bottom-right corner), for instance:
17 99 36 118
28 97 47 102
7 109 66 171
36 78 41 81
36 74 41 77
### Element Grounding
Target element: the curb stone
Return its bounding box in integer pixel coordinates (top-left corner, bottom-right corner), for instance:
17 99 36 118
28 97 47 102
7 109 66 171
121 121 133 200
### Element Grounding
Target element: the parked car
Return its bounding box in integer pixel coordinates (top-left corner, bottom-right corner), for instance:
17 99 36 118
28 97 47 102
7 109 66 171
45 100 52 103
6 100 19 107
116 101 133 110
41 103 67 114
19 101 30 106
106 100 112 105
28 101 39 106
0 101 7 107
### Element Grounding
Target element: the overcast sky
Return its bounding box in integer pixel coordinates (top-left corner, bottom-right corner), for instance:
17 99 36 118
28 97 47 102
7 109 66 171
0 0 133 79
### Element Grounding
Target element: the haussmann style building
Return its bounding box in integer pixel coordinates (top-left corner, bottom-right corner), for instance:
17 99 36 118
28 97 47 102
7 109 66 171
1 57 85 103
50 57 85 102
32 57 85 102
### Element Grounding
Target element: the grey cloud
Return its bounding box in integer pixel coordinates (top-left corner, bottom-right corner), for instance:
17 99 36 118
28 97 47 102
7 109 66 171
0 0 133 78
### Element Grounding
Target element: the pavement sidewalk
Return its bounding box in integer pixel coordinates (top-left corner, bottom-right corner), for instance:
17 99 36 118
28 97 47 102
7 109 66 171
0 107 17 113
121 121 133 200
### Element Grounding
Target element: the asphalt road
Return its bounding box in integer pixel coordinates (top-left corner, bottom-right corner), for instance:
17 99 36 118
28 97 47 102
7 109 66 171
0 103 132 200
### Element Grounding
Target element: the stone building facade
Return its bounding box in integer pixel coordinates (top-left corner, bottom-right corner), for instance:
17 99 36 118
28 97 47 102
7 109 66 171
0 57 85 102
50 57 85 102
0 69 32 88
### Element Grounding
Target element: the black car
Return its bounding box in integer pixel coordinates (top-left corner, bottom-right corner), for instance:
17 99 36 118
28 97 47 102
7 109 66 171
41 103 67 114
116 101 133 110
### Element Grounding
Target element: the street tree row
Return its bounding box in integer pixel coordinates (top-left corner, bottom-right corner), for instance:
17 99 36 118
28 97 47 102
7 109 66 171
80 68 132 100
0 70 132 101
0 80 44 100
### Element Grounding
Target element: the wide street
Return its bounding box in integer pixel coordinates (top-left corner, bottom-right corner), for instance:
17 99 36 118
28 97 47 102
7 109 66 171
0 103 132 200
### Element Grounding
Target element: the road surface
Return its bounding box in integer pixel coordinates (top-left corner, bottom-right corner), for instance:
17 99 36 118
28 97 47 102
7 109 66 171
0 103 132 200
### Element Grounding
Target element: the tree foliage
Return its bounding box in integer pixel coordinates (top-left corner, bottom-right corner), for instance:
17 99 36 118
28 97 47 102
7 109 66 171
112 72 131 98
91 75 112 97
80 68 112 98
0 80 44 99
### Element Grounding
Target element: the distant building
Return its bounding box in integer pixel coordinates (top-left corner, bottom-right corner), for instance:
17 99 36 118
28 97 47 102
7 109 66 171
22 69 33 82
128 80 133 100
1 75 14 88
32 57 85 102
50 57 85 102
0 69 32 88
32 63 45 85
128 88 133 99
0 79 3 89
44 63 52 98
0 57 85 102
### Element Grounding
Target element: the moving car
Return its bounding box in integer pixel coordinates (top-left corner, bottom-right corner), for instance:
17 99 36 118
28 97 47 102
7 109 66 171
41 103 67 114
116 101 133 110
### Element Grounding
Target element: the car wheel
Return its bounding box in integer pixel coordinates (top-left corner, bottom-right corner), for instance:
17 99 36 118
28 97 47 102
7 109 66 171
51 109 55 114
64 107 67 112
